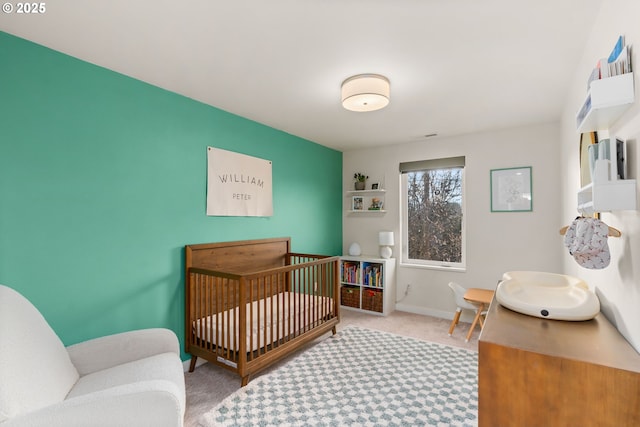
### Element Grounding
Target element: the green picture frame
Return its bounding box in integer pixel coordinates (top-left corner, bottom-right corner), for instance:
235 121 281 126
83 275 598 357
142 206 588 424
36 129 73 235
490 166 532 212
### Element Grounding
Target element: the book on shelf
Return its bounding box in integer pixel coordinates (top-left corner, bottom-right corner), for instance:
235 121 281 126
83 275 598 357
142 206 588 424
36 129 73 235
608 35 625 63
597 58 610 79
363 264 382 287
587 67 600 91
589 36 632 88
608 44 631 76
576 94 591 127
341 262 360 284
603 36 631 78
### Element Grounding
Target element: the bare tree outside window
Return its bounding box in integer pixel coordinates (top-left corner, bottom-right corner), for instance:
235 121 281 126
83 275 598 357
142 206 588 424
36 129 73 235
403 165 465 268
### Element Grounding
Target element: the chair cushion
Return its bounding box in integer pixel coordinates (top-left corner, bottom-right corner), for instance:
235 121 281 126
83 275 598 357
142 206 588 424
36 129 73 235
0 285 79 422
67 352 185 412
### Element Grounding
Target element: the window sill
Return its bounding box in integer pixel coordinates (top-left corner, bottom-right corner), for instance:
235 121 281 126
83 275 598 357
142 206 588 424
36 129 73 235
399 262 466 273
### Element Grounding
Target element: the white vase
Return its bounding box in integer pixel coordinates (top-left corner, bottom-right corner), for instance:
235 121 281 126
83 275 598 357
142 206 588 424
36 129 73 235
348 243 362 256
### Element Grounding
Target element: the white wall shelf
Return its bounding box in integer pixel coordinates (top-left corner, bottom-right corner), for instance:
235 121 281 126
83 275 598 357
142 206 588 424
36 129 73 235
346 189 386 213
574 62 637 213
577 179 637 215
345 189 386 195
576 73 634 132
576 135 637 214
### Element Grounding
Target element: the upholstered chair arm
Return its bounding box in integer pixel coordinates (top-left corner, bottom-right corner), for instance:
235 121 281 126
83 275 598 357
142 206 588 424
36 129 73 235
2 380 184 427
66 328 180 375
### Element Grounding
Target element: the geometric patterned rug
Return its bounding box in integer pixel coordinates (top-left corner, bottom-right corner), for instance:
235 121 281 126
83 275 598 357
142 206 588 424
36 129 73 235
197 326 478 426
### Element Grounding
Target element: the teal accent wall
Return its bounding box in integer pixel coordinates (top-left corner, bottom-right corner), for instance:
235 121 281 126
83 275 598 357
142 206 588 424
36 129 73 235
0 32 342 359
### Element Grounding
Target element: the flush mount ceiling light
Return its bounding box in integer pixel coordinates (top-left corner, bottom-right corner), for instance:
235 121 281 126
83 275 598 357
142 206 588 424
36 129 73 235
341 74 390 112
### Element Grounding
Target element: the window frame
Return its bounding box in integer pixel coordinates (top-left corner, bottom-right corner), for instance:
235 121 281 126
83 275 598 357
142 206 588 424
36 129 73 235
399 158 466 271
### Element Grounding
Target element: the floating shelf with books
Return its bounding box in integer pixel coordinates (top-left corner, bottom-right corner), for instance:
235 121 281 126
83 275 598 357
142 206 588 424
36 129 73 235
574 36 637 214
576 72 634 133
577 137 636 215
576 36 634 133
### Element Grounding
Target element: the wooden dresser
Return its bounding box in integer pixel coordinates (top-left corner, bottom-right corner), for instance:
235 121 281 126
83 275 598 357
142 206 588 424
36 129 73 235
479 298 640 427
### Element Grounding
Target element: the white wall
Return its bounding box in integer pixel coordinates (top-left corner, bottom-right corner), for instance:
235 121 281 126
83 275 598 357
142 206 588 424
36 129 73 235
343 122 563 321
560 0 640 352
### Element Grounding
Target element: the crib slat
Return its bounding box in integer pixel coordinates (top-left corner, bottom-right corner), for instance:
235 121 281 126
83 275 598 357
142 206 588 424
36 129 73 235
228 280 232 360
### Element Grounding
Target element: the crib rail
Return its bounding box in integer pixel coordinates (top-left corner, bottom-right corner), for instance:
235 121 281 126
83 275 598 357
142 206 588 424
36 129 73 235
186 253 339 382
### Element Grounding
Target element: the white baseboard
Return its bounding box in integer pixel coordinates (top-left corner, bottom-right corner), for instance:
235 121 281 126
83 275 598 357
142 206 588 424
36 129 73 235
395 303 452 319
395 303 477 323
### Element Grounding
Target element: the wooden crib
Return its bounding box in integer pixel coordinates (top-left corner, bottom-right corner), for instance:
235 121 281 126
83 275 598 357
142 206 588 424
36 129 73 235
185 237 340 386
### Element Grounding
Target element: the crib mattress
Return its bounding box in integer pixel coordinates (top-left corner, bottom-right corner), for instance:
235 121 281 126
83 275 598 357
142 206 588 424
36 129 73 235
193 291 334 353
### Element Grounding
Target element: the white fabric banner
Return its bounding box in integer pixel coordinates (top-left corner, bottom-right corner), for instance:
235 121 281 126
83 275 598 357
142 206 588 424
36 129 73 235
206 147 273 217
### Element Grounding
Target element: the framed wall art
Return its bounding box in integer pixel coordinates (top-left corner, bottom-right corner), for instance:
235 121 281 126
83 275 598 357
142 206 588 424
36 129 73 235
490 166 532 212
351 196 364 211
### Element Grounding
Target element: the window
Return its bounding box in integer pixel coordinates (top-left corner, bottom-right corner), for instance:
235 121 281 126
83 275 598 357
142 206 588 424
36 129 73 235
400 156 465 269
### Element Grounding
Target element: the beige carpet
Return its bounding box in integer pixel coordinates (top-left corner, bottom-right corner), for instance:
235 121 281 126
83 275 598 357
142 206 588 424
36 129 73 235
183 309 480 427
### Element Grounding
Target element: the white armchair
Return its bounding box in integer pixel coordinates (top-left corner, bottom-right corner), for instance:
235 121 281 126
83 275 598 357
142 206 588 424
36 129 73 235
0 284 185 427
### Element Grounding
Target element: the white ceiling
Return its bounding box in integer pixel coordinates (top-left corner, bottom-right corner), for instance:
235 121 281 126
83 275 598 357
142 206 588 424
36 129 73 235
0 0 604 151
